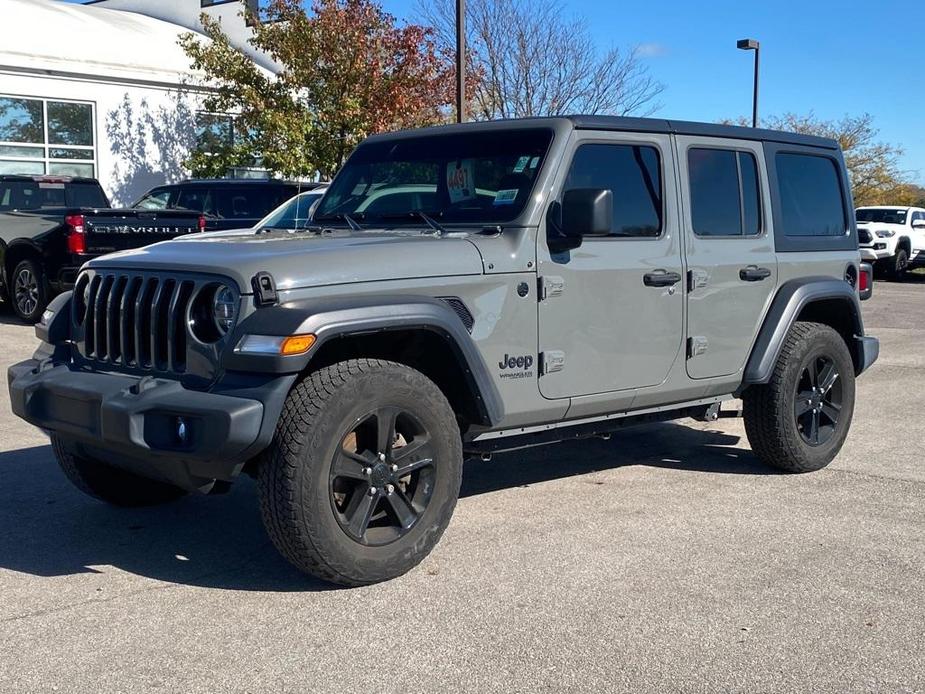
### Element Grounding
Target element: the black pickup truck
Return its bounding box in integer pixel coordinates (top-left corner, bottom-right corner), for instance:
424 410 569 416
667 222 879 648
0 176 206 323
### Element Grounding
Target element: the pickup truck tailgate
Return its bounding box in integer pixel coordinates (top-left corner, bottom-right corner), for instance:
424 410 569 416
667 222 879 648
84 211 203 253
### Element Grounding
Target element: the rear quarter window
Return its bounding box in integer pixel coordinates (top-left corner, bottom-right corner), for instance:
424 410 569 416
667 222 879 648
776 153 846 237
768 146 855 253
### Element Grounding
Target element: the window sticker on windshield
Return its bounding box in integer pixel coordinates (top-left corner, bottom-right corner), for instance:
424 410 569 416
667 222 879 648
513 156 530 173
529 157 540 169
494 189 519 206
447 159 476 203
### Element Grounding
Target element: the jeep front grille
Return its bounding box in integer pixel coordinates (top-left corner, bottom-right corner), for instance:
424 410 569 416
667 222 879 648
73 270 228 376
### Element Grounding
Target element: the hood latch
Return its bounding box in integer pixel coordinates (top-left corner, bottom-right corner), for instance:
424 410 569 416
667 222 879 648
251 271 279 307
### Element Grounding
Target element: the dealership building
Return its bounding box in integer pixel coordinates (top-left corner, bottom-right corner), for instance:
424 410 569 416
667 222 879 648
0 0 271 205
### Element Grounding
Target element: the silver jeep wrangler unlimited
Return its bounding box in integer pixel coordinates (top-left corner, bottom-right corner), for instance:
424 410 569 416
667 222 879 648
9 117 879 586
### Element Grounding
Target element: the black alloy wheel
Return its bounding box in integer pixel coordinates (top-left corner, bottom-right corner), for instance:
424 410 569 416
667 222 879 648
794 355 843 446
330 406 437 546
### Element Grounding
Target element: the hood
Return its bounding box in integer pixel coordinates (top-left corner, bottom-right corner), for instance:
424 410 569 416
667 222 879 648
86 228 486 292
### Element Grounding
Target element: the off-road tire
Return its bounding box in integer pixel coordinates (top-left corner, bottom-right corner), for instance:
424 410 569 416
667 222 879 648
257 359 463 587
10 258 48 324
52 436 188 506
889 248 909 281
743 321 855 473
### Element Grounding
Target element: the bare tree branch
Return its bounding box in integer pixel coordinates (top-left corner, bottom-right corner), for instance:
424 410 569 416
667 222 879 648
418 0 663 120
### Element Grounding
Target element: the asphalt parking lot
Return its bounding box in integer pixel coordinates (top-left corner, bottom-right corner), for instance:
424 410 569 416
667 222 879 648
0 280 923 694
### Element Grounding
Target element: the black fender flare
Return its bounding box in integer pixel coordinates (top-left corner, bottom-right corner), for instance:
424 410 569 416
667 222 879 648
223 295 504 426
742 277 865 386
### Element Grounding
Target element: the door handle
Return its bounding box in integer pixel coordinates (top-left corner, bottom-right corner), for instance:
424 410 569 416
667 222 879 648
739 266 772 282
643 270 682 287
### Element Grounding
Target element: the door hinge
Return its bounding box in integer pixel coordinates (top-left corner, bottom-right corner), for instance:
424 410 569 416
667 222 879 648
688 269 709 292
540 350 566 375
688 336 709 358
538 275 565 301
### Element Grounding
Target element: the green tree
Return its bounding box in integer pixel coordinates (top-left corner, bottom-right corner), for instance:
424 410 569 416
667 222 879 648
726 113 913 207
179 0 457 179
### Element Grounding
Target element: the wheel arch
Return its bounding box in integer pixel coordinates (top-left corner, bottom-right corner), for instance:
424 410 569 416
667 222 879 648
3 239 44 286
224 296 504 429
742 277 865 387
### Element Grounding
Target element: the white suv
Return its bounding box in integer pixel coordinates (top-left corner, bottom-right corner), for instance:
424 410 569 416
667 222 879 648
856 206 925 279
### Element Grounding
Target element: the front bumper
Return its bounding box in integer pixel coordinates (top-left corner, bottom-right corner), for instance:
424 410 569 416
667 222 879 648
8 359 294 490
859 247 890 262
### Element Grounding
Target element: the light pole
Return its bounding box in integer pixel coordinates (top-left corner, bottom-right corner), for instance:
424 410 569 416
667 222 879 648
456 0 466 123
737 38 760 128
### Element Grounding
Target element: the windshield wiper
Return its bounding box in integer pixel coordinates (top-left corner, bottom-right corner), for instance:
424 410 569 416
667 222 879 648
377 211 446 236
312 212 364 231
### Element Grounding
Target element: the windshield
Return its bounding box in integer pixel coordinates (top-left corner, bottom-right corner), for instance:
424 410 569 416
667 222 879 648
259 190 326 229
314 128 554 225
856 208 907 225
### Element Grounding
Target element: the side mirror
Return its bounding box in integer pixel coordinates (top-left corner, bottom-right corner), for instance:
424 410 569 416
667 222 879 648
562 188 613 237
912 220 925 230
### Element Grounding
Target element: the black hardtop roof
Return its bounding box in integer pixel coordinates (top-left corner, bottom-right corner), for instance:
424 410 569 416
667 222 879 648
365 115 839 151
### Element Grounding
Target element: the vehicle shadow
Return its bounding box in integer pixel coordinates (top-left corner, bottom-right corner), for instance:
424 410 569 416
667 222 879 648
0 423 774 591
461 420 777 497
0 301 30 327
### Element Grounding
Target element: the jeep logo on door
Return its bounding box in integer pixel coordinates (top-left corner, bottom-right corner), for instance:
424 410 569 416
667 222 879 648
498 353 534 380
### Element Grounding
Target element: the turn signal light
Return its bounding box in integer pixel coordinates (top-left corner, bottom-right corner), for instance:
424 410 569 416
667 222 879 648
280 334 316 355
858 268 869 292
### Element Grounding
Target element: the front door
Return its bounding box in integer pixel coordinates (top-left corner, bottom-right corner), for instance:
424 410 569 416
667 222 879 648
676 136 778 379
536 132 684 400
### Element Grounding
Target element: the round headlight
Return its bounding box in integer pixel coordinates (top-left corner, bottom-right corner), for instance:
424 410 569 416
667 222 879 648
212 285 237 334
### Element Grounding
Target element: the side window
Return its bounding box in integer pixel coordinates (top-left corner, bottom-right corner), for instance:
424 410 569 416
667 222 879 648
176 188 214 216
775 153 846 237
563 143 662 237
688 148 761 237
135 189 171 210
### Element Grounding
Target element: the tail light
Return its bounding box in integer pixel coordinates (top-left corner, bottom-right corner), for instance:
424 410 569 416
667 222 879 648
858 262 873 301
198 215 207 232
65 213 86 254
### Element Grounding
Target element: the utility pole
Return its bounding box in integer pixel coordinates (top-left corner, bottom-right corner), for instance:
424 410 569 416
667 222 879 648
456 0 466 123
737 38 760 128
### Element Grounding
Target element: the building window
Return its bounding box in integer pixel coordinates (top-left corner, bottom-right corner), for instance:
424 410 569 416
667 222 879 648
196 112 268 179
0 95 96 177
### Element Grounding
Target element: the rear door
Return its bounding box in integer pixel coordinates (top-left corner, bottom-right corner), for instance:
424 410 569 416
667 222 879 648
536 131 684 399
676 136 777 379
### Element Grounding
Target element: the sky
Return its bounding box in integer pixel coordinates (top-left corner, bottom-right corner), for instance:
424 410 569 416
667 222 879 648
62 0 925 183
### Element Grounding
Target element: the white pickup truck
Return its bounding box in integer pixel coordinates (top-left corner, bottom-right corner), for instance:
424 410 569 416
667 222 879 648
856 206 925 279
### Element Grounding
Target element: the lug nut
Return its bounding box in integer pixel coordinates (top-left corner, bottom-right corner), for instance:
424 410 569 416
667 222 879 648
368 487 377 496
363 467 372 476
378 452 386 462
390 464 398 472
385 484 394 494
